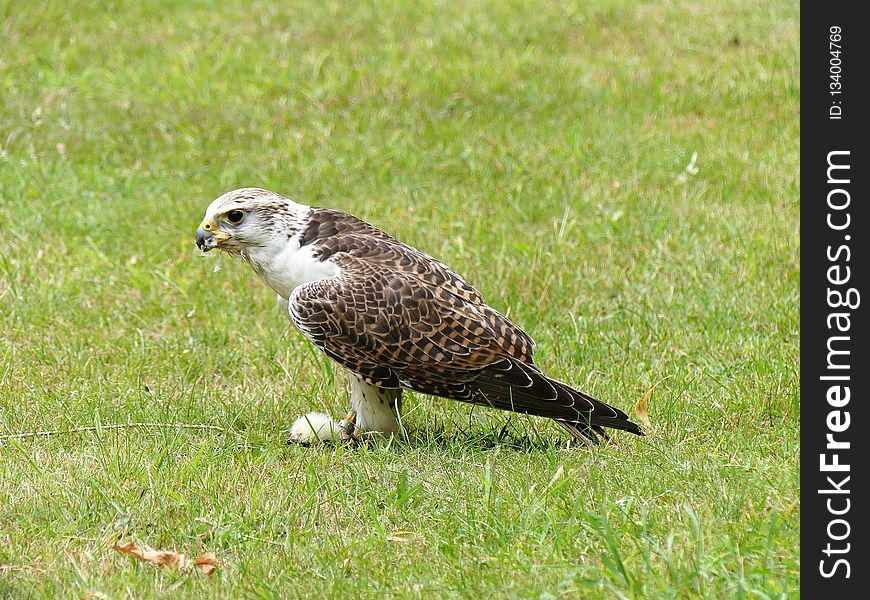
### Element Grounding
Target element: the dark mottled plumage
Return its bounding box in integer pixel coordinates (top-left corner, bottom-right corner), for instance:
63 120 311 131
288 208 643 443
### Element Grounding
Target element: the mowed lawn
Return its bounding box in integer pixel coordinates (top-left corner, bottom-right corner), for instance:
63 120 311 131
0 1 799 597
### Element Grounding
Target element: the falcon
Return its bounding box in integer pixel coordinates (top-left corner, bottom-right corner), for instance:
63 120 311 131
195 188 643 445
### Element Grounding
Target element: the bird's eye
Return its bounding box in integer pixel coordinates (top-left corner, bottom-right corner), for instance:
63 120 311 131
226 210 245 224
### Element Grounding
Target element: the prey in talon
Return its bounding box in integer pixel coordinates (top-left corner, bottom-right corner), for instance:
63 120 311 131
337 410 361 445
196 188 643 446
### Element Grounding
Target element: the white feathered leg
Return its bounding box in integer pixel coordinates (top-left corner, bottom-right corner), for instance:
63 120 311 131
288 370 402 444
347 371 401 436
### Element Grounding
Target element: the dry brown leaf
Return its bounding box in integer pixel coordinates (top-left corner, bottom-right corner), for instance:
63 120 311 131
194 552 218 576
113 540 189 572
112 540 219 576
81 593 110 600
636 377 669 429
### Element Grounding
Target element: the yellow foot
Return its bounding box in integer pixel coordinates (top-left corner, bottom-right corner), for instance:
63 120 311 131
338 409 362 446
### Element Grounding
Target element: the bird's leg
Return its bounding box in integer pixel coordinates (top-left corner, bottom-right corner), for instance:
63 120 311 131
287 372 402 445
347 371 402 440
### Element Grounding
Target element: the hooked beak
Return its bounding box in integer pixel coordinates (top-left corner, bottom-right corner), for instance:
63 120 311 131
195 220 230 252
195 227 215 251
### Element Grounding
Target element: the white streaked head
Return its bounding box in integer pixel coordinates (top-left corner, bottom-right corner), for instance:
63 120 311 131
195 188 308 255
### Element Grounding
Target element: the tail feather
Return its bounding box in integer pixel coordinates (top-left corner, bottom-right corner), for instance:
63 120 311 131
468 358 644 443
555 420 612 446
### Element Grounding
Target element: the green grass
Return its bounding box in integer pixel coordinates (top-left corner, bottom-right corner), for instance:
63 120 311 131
0 0 799 597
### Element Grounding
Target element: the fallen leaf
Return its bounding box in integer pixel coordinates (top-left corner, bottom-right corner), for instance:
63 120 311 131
112 540 219 576
194 552 218 576
113 540 189 572
636 377 670 429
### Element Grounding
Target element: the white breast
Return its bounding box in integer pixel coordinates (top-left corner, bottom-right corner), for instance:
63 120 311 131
245 232 339 300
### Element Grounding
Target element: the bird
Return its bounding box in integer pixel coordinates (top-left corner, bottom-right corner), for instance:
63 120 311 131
195 188 643 445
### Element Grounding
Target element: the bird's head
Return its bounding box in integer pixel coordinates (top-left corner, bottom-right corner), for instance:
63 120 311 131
195 188 307 256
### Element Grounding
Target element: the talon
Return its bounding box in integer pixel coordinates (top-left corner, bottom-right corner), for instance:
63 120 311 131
338 410 361 445
337 419 360 444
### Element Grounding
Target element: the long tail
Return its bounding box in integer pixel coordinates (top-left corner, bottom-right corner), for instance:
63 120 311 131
469 358 644 444
548 378 644 444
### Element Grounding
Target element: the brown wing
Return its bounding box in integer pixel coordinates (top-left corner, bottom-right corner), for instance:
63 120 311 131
287 251 535 388
287 238 643 439
299 207 485 306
